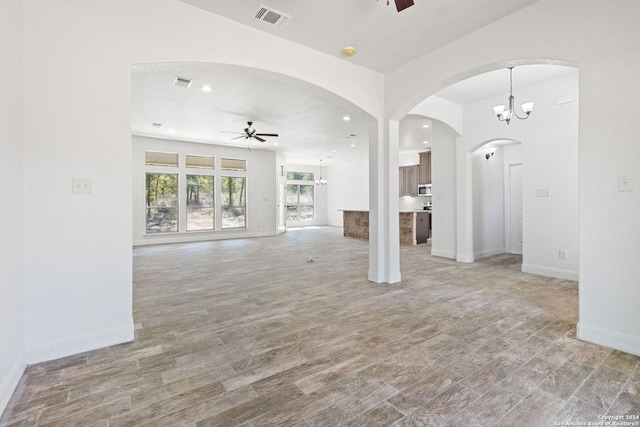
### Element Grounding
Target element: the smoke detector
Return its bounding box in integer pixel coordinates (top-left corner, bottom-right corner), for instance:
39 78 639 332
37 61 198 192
253 5 291 28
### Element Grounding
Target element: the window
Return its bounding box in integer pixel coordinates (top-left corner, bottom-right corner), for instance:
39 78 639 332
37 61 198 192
186 175 214 231
286 171 314 181
221 176 246 229
145 151 178 167
186 155 214 169
146 173 178 233
286 184 314 221
221 158 246 171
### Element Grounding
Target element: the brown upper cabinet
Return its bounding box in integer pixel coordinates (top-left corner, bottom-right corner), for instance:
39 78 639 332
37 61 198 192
419 151 431 184
399 165 419 196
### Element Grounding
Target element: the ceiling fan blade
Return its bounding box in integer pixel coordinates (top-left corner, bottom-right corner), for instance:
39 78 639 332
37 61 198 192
395 0 414 12
255 133 279 137
254 136 266 143
221 131 245 135
231 135 246 140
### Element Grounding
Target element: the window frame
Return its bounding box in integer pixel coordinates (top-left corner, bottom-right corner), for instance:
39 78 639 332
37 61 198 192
186 174 215 232
286 170 316 222
220 175 247 230
145 172 179 234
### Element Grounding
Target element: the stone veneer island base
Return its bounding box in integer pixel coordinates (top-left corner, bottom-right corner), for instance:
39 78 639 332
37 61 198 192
341 210 427 246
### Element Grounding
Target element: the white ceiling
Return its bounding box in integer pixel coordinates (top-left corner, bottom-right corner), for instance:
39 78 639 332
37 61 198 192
131 2 577 165
132 63 372 166
177 0 541 73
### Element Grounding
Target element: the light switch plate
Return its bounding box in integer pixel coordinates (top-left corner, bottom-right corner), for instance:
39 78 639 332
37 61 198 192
72 177 92 194
535 188 550 197
618 175 633 192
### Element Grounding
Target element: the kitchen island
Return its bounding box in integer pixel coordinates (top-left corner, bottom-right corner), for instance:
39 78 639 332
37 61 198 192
341 209 430 245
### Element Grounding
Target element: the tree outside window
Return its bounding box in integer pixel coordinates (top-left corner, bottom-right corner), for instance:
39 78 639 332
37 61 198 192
146 173 178 233
221 176 246 229
287 184 314 221
186 175 214 231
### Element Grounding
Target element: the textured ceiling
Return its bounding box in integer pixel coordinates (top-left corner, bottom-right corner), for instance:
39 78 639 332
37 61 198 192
132 2 577 165
178 0 541 73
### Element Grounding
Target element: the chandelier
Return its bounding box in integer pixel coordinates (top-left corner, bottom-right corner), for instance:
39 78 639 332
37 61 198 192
315 159 327 185
493 67 534 124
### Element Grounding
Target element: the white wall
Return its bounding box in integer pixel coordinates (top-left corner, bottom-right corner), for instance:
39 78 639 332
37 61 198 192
0 0 26 413
133 136 277 245
399 152 419 166
472 146 505 258
327 159 369 227
285 163 328 227
410 96 463 136
461 74 579 279
385 0 640 355
431 121 457 259
21 0 383 364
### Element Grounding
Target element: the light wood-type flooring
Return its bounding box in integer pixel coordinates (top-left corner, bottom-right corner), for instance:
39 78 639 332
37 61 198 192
2 226 639 426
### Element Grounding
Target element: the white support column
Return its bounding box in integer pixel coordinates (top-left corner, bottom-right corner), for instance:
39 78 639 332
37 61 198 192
368 120 401 284
456 144 474 263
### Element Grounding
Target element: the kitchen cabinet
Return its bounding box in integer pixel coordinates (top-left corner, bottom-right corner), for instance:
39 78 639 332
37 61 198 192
419 151 431 184
416 211 430 244
399 165 419 196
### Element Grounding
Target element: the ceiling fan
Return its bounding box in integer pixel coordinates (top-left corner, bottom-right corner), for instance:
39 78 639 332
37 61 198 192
223 121 279 143
380 0 414 12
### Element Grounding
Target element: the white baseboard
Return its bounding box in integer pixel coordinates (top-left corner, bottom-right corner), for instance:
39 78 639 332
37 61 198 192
0 354 26 417
577 322 640 357
521 263 579 281
26 323 134 365
431 249 456 259
474 247 505 259
133 230 277 246
368 270 402 284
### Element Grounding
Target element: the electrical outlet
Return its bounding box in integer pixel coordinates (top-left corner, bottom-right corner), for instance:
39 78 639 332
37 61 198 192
559 250 568 260
618 175 633 192
536 188 550 197
72 177 92 194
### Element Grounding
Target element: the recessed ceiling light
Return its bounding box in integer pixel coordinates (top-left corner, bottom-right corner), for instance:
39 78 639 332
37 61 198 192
422 124 430 128
201 85 212 92
169 129 175 133
342 46 356 57
350 144 355 147
423 140 429 144
342 115 351 121
332 150 337 153
273 142 279 146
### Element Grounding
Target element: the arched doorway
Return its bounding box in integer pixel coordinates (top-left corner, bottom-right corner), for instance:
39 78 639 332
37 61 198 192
391 60 579 281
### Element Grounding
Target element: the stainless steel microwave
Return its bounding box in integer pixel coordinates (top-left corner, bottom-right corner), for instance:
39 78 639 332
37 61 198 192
418 184 432 196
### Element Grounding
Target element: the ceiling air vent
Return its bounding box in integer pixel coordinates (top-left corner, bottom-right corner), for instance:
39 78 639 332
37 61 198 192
253 5 291 28
173 76 193 88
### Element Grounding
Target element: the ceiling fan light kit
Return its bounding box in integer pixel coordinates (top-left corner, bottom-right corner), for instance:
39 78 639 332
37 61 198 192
223 121 279 143
493 67 534 125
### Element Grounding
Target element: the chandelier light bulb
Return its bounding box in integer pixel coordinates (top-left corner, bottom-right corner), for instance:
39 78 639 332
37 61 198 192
494 67 534 125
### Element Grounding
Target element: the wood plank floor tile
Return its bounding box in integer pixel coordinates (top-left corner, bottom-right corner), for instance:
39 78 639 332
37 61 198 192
550 396 603 426
494 388 564 427
538 359 594 400
574 365 630 410
449 385 521 426
3 227 636 426
387 369 462 415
